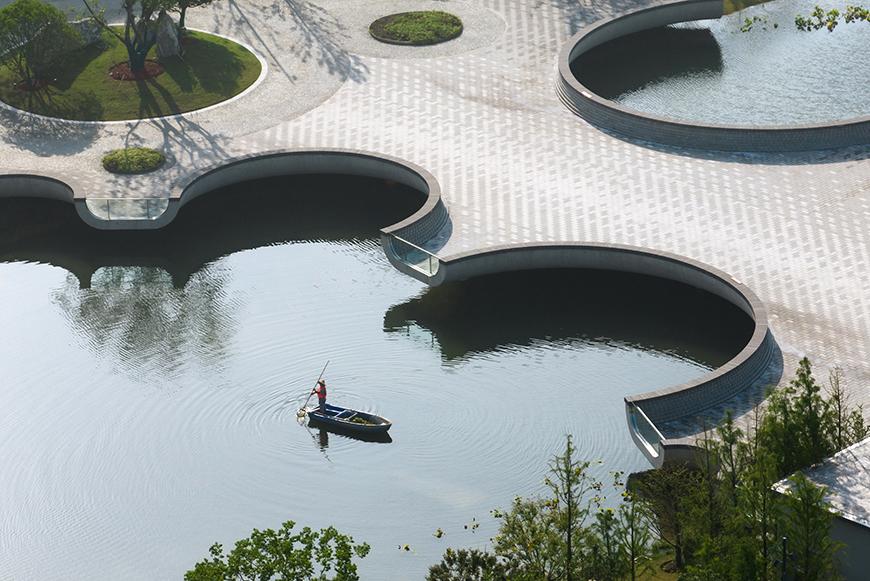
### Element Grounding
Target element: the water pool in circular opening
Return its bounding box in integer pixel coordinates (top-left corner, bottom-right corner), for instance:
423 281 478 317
0 177 753 579
572 0 869 127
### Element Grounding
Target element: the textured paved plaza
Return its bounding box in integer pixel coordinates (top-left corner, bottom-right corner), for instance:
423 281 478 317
0 0 869 444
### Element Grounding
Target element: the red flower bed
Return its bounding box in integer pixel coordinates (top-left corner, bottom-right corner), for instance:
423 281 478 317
108 60 165 81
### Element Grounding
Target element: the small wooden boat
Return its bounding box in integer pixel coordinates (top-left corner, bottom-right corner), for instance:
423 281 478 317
306 403 392 435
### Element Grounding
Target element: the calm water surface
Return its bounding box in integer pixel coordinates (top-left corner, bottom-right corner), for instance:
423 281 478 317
0 178 752 579
572 0 869 126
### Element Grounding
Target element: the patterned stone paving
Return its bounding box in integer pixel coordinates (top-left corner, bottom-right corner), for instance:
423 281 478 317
0 0 869 446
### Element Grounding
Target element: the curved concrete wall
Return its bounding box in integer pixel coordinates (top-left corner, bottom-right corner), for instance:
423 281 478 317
557 0 870 152
169 149 450 278
432 242 777 466
0 174 76 204
177 149 447 238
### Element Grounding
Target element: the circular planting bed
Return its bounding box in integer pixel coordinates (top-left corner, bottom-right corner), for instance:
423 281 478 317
102 147 166 174
369 11 463 46
0 30 261 121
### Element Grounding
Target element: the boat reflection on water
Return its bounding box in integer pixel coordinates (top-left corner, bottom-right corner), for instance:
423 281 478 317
311 425 393 449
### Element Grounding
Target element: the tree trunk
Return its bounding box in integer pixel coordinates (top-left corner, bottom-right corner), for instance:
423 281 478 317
179 6 188 31
674 527 684 569
127 45 148 73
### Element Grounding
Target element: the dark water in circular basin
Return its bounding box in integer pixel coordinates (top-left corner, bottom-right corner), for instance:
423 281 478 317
572 0 869 126
0 178 752 580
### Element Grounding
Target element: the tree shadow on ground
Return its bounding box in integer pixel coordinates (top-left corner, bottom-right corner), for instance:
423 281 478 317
0 95 101 156
134 79 184 119
536 0 647 34
185 40 244 94
282 0 368 83
162 39 245 95
223 0 368 84
163 57 195 93
50 40 107 92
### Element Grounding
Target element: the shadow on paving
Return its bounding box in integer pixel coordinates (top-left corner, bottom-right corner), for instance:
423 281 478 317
223 0 369 84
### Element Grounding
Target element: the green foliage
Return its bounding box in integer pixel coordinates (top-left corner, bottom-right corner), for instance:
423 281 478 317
614 495 655 581
185 520 370 581
827 368 870 449
426 548 508 581
758 357 842 476
631 466 698 570
82 0 178 71
0 0 80 85
781 473 841 581
369 11 463 46
634 359 863 579
102 147 165 174
427 360 860 581
0 29 261 121
795 5 869 31
739 15 777 32
175 0 217 30
430 436 655 581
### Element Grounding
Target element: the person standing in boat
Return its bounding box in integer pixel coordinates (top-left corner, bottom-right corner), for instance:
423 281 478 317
312 379 327 412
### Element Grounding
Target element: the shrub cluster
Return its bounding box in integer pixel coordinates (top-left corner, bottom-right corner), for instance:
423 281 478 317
369 11 463 46
102 147 166 174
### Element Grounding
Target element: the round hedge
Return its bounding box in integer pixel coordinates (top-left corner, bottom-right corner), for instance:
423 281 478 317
369 11 463 46
102 147 166 174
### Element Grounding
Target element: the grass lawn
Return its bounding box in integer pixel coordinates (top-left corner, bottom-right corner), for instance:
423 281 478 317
369 11 463 46
0 30 261 121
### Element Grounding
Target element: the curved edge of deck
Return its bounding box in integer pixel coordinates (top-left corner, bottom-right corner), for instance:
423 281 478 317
0 150 449 247
421 241 778 467
556 0 870 152
169 148 451 276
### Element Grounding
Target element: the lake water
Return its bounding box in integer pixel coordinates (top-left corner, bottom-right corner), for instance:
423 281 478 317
571 0 869 126
0 177 752 579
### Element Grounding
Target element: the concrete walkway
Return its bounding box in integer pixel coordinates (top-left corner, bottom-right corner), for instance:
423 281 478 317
1 0 869 443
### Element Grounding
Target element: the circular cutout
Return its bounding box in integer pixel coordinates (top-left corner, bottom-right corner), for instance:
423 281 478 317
369 11 463 46
556 0 870 151
102 147 166 175
0 29 262 121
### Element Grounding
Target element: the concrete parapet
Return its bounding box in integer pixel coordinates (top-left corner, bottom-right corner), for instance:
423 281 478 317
428 241 775 466
169 149 450 272
557 0 870 152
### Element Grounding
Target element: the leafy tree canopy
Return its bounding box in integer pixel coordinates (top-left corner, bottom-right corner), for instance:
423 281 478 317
185 520 370 581
0 0 80 84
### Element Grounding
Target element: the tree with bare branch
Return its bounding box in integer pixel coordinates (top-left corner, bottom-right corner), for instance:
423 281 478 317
81 0 174 73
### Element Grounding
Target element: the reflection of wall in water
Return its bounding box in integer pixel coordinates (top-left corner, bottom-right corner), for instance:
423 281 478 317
384 269 752 367
0 175 425 288
571 26 723 100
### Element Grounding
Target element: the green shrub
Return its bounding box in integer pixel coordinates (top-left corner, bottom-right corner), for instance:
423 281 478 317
102 147 165 174
0 0 80 86
369 11 463 46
